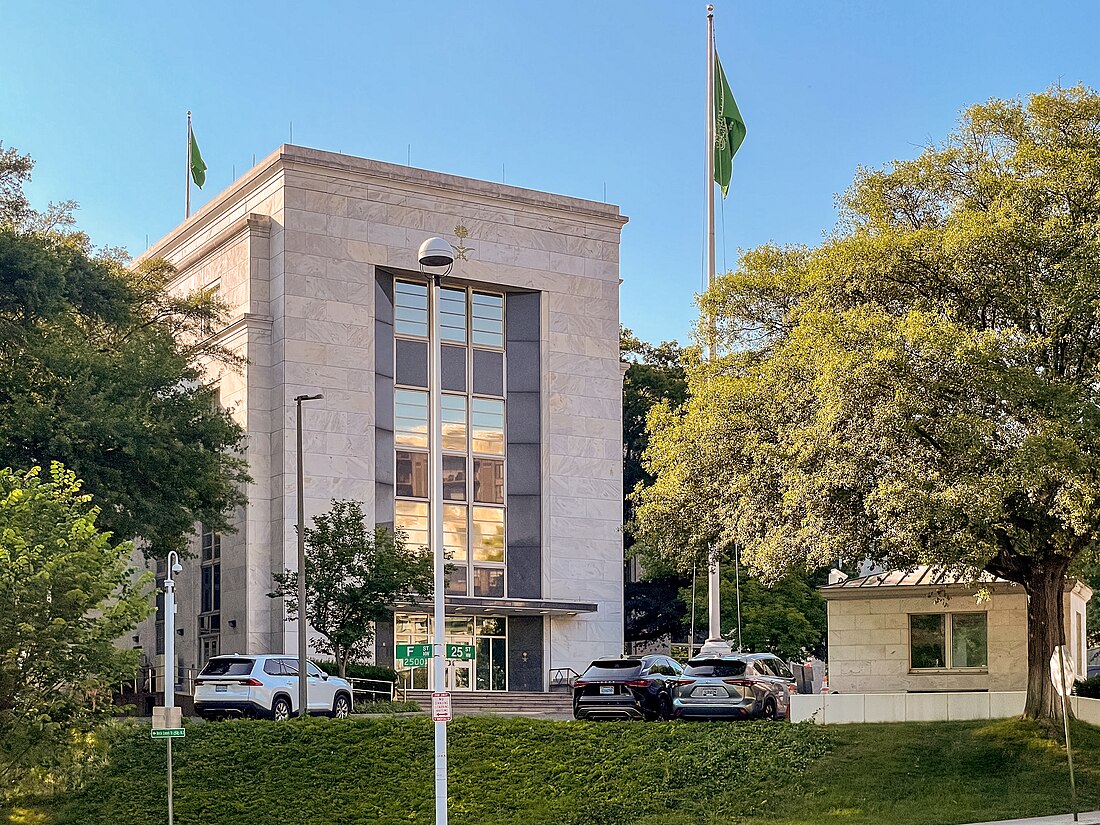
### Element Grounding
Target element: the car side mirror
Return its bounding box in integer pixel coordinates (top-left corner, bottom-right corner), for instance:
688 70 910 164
321 673 328 680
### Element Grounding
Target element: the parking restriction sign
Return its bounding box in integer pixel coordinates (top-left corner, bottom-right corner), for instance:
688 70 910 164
431 692 452 722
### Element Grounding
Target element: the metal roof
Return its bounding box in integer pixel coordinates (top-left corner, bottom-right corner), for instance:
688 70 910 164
821 565 1007 591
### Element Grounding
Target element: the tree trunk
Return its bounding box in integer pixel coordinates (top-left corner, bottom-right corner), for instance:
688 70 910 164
1021 558 1072 721
337 648 347 680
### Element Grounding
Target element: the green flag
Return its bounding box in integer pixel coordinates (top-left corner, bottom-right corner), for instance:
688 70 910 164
189 129 207 189
713 53 746 198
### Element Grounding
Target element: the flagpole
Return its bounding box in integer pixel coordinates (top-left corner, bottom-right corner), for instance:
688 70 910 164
186 111 192 219
701 4 730 657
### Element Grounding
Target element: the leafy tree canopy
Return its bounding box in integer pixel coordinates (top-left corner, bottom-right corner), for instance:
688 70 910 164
271 500 435 678
0 145 248 556
634 85 1100 719
0 463 151 797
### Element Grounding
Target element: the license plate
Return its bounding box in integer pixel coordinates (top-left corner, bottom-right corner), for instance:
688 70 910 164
694 687 724 698
599 685 615 695
215 685 228 692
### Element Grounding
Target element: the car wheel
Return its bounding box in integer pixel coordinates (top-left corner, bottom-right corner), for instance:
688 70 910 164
272 697 292 721
332 694 351 719
658 695 672 721
761 697 778 721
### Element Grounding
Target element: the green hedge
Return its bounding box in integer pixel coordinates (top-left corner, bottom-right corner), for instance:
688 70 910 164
353 700 422 714
1075 676 1100 698
313 660 398 682
20 717 830 825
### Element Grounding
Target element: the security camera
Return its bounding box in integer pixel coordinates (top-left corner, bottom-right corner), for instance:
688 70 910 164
172 562 183 574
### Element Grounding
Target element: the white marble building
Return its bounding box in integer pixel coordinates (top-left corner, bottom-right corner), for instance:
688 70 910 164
130 146 627 692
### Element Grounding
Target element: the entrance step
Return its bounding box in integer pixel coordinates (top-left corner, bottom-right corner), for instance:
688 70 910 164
405 690 573 720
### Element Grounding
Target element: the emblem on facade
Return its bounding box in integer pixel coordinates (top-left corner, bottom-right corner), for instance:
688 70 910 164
453 224 473 261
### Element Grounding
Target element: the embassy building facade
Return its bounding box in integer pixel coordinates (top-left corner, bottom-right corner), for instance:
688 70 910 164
130 146 627 692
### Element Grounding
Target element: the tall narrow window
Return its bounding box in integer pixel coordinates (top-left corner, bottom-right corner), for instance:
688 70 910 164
200 524 221 639
392 280 509 600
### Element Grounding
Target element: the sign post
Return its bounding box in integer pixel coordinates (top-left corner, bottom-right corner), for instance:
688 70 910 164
160 552 181 825
1050 644 1078 823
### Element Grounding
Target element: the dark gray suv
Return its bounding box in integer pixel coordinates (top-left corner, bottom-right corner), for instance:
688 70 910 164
572 655 684 721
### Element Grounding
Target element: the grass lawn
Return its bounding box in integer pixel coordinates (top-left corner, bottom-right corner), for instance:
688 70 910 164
4 716 1098 825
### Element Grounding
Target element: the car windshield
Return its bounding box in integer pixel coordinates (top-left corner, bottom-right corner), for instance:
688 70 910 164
199 658 254 677
582 660 643 679
684 659 747 678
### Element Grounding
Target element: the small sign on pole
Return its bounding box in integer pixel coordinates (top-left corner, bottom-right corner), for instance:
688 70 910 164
397 643 433 661
1050 644 1079 823
431 691 452 722
445 644 476 661
151 728 186 739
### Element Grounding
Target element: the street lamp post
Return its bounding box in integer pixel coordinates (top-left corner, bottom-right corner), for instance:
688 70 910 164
295 392 323 718
163 551 182 825
418 236 455 825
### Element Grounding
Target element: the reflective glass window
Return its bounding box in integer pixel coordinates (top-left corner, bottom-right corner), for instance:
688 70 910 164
473 458 504 504
443 504 468 561
395 500 429 551
445 565 468 596
443 455 466 501
472 507 505 562
395 281 428 337
471 292 504 348
442 395 467 452
951 613 988 668
396 451 429 499
471 398 504 455
440 287 467 343
395 390 429 449
473 567 504 597
910 614 947 669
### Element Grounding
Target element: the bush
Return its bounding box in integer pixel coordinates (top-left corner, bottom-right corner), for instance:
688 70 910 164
353 700 422 714
313 660 398 682
1074 676 1100 698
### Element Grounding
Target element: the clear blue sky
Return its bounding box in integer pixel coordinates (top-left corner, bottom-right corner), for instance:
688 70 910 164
3 1 1098 346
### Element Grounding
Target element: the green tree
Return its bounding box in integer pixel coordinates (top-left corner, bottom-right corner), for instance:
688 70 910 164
0 463 152 796
270 500 435 678
0 147 248 556
621 328 691 645
681 569 828 661
635 86 1100 720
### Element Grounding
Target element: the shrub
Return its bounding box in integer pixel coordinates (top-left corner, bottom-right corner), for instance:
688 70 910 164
353 700 422 714
313 660 398 682
1074 676 1100 698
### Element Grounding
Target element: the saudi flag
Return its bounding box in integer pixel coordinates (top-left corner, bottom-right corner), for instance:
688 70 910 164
189 129 207 189
714 53 746 198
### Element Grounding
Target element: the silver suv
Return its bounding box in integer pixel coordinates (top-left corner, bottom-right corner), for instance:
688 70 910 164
194 655 353 720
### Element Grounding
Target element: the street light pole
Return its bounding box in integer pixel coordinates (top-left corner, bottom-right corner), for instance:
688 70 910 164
163 551 182 825
295 392 323 719
418 236 455 825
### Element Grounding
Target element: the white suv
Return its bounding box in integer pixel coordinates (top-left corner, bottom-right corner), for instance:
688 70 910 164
194 655 353 720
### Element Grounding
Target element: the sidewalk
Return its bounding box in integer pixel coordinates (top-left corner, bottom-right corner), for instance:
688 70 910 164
961 812 1100 825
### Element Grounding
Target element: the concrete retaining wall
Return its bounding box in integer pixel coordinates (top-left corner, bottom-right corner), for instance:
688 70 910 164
790 691 1027 724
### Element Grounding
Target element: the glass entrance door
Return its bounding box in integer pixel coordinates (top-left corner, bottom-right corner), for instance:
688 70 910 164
394 613 507 691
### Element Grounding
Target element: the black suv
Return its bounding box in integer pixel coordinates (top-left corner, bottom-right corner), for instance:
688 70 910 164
572 655 683 721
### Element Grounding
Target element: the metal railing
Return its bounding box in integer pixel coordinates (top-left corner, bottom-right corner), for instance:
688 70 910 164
348 677 395 704
118 665 203 698
549 667 581 689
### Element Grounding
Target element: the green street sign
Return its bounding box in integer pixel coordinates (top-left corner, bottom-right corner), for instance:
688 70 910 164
397 643 432 661
402 657 430 668
151 728 185 739
446 644 476 661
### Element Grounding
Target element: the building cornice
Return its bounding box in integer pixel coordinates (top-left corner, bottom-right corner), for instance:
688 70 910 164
139 145 626 267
